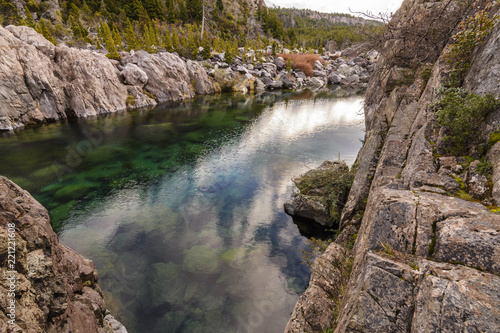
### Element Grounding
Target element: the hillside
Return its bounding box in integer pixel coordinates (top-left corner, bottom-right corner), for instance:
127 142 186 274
268 7 383 50
0 0 377 59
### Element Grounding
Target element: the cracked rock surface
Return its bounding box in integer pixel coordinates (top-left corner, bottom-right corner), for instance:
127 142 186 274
285 0 500 331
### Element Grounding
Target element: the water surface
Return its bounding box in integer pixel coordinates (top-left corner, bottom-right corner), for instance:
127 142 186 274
0 88 364 333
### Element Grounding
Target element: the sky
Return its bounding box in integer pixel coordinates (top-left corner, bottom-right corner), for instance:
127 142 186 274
265 0 404 17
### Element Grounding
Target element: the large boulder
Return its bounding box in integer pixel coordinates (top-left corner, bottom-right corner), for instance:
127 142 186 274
0 176 127 332
122 63 148 88
284 161 352 228
261 62 277 76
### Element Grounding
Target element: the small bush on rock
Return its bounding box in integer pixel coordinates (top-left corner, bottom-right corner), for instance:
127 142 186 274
432 87 499 155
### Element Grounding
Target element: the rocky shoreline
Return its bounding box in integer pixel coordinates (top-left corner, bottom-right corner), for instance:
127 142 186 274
285 0 500 332
0 24 377 132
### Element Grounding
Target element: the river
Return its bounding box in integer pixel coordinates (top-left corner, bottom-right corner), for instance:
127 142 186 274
0 87 364 333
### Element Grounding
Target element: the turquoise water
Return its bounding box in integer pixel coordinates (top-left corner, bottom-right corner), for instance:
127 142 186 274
0 88 364 332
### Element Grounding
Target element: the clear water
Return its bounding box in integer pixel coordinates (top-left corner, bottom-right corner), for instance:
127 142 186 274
0 88 364 333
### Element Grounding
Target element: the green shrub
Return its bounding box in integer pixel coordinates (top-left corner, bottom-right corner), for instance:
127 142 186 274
432 87 499 155
476 161 493 179
126 95 135 106
445 2 498 85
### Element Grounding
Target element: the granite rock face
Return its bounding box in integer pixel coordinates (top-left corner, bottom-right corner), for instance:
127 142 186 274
285 0 500 332
0 25 215 131
0 176 126 333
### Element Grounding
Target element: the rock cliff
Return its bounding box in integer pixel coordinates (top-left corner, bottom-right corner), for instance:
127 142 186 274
286 0 500 332
0 176 126 332
0 25 215 131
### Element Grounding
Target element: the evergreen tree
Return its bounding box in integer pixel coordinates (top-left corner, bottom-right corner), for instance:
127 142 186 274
143 0 164 20
213 36 221 53
224 40 233 63
69 3 80 19
112 23 124 50
149 21 160 47
186 0 202 22
126 0 150 22
163 31 173 52
125 18 140 50
142 24 152 52
201 32 211 59
81 1 92 19
172 30 180 51
178 0 188 22
216 0 224 12
39 19 57 45
232 38 239 58
166 0 175 23
24 6 35 28
101 20 121 60
70 15 91 44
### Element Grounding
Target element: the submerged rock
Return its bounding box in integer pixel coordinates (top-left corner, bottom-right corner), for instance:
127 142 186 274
183 245 219 274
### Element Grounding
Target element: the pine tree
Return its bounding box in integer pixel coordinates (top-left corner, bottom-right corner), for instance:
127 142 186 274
201 32 211 59
163 31 173 52
39 19 57 45
178 0 188 22
125 18 140 51
126 0 150 22
149 21 160 47
143 0 164 20
24 6 35 28
232 38 239 58
142 24 151 52
186 29 198 58
213 36 221 53
112 23 124 50
101 20 121 60
69 3 80 19
216 0 223 12
70 15 91 44
81 1 92 19
147 22 158 53
166 0 175 23
172 30 180 51
224 40 233 63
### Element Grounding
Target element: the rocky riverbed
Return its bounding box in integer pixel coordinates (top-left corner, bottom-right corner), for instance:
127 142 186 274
203 47 378 93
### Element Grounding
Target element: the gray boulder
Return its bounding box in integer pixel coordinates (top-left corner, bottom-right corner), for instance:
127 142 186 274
327 72 342 85
122 63 148 88
274 57 286 70
262 62 277 76
307 77 325 88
